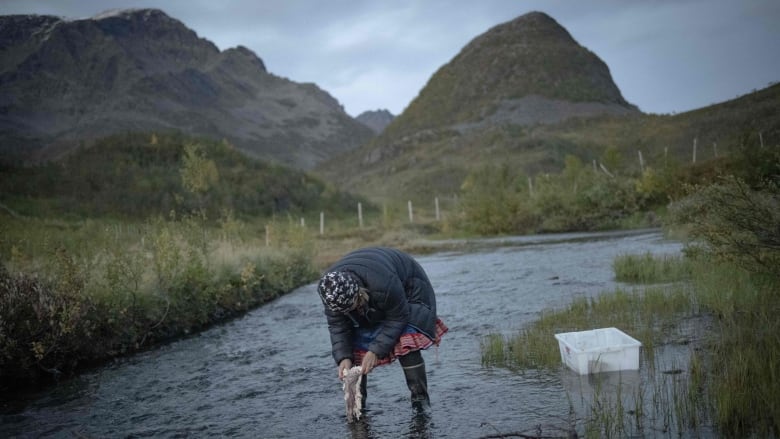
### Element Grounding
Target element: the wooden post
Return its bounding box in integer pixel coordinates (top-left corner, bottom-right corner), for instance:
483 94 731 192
435 197 440 221
265 224 270 246
599 162 614 178
713 142 718 158
638 150 644 172
528 176 534 196
692 137 697 163
300 217 305 227
408 200 414 223
357 202 363 228
319 212 324 235
760 132 764 148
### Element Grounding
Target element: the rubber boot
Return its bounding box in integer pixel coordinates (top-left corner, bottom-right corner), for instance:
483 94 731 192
399 351 429 407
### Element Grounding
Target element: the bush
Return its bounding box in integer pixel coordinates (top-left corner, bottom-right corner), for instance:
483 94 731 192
0 265 98 382
455 161 648 234
668 176 780 278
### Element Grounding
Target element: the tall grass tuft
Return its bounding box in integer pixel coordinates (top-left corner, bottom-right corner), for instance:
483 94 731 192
613 252 691 284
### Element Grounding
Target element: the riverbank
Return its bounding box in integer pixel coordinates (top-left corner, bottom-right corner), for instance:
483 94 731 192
482 250 780 438
0 215 321 391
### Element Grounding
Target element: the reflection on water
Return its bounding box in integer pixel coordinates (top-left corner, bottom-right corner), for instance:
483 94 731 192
0 230 685 438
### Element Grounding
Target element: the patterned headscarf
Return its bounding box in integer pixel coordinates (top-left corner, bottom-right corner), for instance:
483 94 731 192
317 271 360 313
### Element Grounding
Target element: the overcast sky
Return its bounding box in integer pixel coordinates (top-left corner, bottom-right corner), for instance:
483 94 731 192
2 0 779 117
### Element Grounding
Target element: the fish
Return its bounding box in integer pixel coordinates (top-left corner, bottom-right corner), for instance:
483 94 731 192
342 366 363 422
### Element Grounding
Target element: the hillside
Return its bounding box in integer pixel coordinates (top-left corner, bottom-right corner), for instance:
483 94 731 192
314 12 779 204
539 82 780 171
314 11 640 201
0 132 370 220
378 11 637 140
0 9 373 169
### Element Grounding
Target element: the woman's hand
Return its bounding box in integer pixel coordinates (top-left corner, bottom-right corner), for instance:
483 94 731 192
338 358 353 381
361 351 378 375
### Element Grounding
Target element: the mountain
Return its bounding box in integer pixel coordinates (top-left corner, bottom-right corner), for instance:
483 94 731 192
314 11 778 204
0 9 373 169
356 109 395 134
314 11 640 200
379 11 638 141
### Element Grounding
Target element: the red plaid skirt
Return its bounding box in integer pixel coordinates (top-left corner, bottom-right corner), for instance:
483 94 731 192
353 318 448 367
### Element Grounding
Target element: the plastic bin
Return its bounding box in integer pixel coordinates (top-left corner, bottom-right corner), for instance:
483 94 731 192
554 327 641 375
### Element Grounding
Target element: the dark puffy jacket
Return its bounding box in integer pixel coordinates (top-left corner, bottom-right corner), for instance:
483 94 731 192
322 247 437 364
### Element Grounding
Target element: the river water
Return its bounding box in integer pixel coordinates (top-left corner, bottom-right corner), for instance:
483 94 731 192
1 229 686 438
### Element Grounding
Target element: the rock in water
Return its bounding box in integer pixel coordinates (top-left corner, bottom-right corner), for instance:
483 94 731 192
342 366 363 422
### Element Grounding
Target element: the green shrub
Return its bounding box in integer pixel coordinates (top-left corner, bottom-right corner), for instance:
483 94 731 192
455 160 649 234
0 265 98 381
668 176 780 278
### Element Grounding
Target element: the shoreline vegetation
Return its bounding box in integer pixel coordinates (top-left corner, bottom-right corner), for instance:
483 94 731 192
0 214 318 391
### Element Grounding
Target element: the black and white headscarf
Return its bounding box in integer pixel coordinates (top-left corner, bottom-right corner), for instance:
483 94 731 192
317 271 360 313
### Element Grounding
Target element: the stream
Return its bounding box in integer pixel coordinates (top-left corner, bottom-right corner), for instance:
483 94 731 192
0 229 686 438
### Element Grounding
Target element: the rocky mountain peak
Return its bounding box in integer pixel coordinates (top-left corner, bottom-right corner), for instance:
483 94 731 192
356 109 395 134
380 11 638 141
475 10 573 45
91 8 169 21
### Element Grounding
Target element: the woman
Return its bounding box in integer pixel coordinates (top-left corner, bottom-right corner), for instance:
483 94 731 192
317 247 448 410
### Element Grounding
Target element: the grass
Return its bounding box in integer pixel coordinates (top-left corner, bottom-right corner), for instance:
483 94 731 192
481 251 780 438
613 252 692 284
0 212 319 387
480 285 695 371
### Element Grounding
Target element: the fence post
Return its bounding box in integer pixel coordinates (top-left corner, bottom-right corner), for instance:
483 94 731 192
713 142 718 158
358 202 363 228
408 200 414 223
692 137 697 163
300 217 305 227
760 132 764 148
265 224 270 247
599 162 614 178
638 150 644 172
435 197 440 221
319 212 324 235
528 176 534 196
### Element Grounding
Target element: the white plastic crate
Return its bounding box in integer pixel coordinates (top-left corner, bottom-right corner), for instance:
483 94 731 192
554 327 641 375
